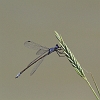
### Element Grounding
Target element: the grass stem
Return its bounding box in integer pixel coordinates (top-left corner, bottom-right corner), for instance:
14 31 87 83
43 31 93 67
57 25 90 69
55 31 99 100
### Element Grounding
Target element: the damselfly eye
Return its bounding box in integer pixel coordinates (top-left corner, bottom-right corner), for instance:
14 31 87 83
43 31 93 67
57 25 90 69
27 41 31 42
56 44 59 47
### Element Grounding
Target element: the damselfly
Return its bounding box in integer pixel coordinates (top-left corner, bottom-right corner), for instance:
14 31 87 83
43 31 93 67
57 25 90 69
15 41 63 78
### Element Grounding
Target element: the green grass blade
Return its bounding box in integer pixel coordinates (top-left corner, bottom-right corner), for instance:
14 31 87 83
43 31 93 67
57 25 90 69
55 31 100 100
55 31 85 78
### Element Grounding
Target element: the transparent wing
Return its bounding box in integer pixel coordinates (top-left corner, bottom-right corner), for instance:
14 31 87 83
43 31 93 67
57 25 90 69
24 41 49 55
36 49 49 55
30 57 44 76
24 41 49 50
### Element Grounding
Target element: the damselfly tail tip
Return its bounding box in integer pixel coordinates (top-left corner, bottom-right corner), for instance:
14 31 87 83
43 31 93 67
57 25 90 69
15 73 21 78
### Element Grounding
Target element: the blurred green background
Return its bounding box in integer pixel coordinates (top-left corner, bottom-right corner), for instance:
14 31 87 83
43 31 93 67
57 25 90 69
0 0 100 100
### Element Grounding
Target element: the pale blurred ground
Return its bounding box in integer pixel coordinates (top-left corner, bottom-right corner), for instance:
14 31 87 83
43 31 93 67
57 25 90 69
0 0 100 100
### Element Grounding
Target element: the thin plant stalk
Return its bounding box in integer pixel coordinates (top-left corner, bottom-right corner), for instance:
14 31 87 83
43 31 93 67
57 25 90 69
83 68 100 97
84 77 100 99
90 74 100 97
55 31 99 100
